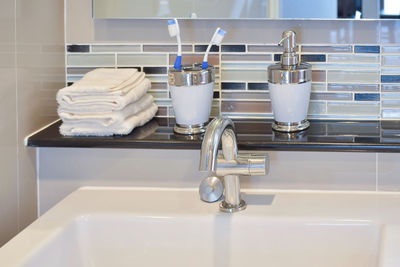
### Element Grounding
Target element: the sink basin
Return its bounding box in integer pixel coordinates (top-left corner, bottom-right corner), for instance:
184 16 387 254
1 187 400 267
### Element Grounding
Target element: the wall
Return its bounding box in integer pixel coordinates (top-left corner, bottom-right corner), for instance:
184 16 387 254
66 0 400 120
0 0 65 246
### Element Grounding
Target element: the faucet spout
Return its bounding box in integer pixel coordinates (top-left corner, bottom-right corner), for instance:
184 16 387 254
199 117 236 173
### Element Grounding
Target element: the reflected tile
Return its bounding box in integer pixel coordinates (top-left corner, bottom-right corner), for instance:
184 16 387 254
380 20 400 44
221 62 271 69
221 45 246 52
194 45 219 52
327 102 380 115
92 45 141 52
156 106 167 116
248 82 268 90
327 70 379 83
67 54 115 66
247 45 283 52
143 45 192 52
143 67 167 74
169 54 218 66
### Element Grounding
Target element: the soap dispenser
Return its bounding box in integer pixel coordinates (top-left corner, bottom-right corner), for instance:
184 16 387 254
268 30 312 132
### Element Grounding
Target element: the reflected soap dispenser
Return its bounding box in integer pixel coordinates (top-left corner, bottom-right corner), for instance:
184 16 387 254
268 30 312 132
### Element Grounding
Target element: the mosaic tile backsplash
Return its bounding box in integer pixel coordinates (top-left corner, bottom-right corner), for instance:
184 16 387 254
66 42 400 120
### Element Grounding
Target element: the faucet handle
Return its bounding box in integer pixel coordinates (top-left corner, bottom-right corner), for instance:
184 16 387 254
199 176 223 203
215 152 269 177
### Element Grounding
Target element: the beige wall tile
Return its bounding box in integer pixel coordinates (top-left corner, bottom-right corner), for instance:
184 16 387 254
378 153 400 191
0 0 18 246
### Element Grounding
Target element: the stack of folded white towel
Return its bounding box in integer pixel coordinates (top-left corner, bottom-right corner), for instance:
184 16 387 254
56 68 158 136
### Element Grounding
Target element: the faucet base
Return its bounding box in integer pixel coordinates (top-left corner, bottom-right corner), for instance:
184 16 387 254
219 199 246 213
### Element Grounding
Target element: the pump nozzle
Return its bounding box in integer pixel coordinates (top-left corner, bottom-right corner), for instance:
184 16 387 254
278 30 298 67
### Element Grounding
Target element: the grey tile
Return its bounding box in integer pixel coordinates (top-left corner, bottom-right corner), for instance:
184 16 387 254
380 20 400 44
301 45 352 53
221 100 271 113
143 44 192 52
221 54 272 61
247 45 283 52
327 70 379 83
310 92 352 101
382 84 400 92
382 55 400 67
66 67 96 75
327 102 380 115
151 82 168 89
328 54 379 64
328 84 379 92
92 45 141 52
312 70 326 82
221 45 246 52
221 69 267 82
382 46 400 53
118 54 167 66
194 45 219 52
222 92 269 100
382 100 400 108
67 54 115 66
308 101 326 114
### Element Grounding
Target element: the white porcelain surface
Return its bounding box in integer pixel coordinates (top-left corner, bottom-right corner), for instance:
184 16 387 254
269 82 311 122
3 187 400 267
169 83 214 125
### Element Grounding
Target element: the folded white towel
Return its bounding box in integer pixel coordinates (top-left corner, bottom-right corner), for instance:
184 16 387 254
59 103 158 136
57 76 151 112
66 68 139 94
58 94 154 127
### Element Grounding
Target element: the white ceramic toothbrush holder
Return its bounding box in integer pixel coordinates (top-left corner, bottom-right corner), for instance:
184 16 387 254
168 64 215 135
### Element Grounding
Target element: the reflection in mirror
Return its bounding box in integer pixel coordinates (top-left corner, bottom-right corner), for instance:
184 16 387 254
93 0 400 19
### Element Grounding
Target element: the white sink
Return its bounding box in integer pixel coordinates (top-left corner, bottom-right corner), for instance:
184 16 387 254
2 187 400 267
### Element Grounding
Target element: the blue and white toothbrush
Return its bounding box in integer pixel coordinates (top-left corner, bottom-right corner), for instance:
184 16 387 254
168 18 182 70
202 28 226 69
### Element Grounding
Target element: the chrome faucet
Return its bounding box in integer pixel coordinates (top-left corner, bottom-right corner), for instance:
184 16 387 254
199 117 269 213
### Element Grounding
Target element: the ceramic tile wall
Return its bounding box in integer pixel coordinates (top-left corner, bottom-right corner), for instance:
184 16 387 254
66 38 400 120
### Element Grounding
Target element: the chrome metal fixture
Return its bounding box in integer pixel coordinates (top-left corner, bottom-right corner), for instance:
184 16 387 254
199 117 269 213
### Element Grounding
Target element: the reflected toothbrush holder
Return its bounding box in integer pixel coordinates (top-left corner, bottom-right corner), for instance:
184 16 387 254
168 64 215 135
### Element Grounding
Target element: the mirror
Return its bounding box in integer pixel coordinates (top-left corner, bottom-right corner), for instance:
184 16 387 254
93 0 400 19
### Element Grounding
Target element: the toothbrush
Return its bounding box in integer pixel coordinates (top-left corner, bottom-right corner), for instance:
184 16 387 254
168 18 182 70
202 28 226 69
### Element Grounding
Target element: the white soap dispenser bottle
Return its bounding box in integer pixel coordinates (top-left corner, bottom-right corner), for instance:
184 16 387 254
268 30 312 132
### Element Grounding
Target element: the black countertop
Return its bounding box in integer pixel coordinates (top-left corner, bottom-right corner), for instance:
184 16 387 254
27 118 400 152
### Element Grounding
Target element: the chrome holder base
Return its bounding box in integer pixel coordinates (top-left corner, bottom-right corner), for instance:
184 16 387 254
272 120 310 132
219 199 247 213
174 123 206 135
